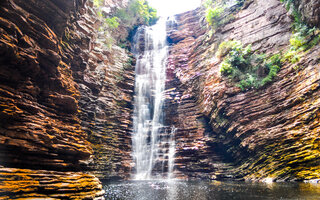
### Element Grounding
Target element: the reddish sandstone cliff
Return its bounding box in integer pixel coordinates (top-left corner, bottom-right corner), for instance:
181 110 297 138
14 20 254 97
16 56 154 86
0 0 319 198
166 0 320 181
0 0 135 198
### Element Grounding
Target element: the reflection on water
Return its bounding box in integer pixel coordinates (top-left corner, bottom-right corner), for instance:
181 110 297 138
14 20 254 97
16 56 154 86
104 180 320 200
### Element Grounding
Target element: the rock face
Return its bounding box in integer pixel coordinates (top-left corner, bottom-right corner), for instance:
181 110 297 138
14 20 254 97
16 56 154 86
0 168 104 200
291 0 320 27
0 0 134 198
165 8 235 180
166 0 320 181
0 0 92 170
81 42 134 180
62 0 135 180
0 0 319 197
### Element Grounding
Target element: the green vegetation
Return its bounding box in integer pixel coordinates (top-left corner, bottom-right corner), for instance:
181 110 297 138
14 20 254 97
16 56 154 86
205 5 224 29
114 0 158 26
136 0 158 25
94 0 158 27
92 0 158 49
279 0 301 24
105 17 120 30
93 0 104 7
210 0 319 91
204 0 245 30
283 24 320 64
219 41 252 76
279 0 320 64
218 41 282 91
204 0 225 30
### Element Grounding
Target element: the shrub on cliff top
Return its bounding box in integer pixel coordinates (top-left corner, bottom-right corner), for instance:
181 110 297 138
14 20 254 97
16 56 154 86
115 0 158 26
93 0 158 27
218 40 282 91
93 0 158 49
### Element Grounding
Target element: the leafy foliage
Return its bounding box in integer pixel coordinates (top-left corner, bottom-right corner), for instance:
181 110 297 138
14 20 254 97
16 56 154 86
204 0 246 30
115 0 158 26
279 0 320 64
205 5 224 28
93 0 158 28
105 17 120 30
219 41 252 77
93 0 104 7
92 0 158 49
283 24 320 64
218 41 282 91
279 0 301 24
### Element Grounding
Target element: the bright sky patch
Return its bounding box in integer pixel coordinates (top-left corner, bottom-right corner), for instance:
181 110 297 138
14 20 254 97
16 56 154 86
147 0 202 16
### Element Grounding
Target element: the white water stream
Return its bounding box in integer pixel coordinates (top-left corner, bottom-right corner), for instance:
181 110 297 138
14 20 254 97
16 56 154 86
132 18 176 180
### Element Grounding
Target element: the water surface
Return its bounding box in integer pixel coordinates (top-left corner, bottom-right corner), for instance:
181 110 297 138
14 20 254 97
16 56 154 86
104 180 320 200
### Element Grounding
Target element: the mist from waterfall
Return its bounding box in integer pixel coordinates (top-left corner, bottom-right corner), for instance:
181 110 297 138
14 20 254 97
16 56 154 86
167 126 176 180
131 17 176 180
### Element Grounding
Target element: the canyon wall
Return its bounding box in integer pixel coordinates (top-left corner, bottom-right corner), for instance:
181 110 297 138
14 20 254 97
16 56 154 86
290 0 320 27
0 0 319 198
165 8 235 180
166 0 320 181
0 0 134 198
69 1 134 180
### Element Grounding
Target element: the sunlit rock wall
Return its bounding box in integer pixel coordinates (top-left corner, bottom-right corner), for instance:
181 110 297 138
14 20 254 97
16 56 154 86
165 8 235 180
63 0 134 180
166 0 320 181
0 0 134 198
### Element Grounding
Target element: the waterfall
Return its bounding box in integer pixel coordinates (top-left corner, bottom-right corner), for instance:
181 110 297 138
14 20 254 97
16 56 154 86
132 17 175 180
168 126 176 180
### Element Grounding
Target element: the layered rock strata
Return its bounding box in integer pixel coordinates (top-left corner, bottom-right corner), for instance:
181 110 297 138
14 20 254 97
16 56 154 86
0 168 104 200
0 0 319 197
165 8 235 180
166 0 320 181
62 0 135 180
0 0 134 198
82 43 134 180
290 0 320 27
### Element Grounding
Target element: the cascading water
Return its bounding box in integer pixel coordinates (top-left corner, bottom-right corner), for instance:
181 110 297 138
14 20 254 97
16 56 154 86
132 17 176 180
167 126 176 180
